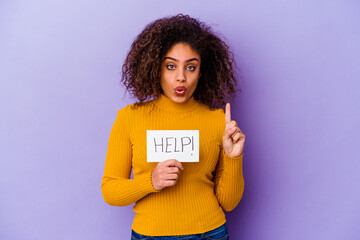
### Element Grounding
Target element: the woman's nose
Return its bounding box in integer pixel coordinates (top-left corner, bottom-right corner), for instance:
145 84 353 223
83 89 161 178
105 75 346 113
176 69 186 82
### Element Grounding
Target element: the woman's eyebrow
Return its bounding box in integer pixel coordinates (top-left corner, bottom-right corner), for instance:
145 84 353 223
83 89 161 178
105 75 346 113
163 57 199 62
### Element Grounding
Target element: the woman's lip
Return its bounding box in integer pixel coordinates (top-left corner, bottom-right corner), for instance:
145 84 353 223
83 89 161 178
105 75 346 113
175 86 186 96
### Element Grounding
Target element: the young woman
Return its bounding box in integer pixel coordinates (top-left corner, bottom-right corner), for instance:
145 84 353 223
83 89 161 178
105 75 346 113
101 14 246 240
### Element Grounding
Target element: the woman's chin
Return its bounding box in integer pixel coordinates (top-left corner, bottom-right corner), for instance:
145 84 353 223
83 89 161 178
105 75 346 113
169 95 189 104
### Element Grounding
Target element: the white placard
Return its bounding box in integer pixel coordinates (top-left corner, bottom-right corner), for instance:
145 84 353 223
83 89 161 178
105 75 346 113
147 130 199 162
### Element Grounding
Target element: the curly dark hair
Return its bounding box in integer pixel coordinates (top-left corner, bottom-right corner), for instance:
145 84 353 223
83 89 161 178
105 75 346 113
121 14 239 108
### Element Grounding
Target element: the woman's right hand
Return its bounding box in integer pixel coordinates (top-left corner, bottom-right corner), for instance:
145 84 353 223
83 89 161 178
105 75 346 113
151 159 184 191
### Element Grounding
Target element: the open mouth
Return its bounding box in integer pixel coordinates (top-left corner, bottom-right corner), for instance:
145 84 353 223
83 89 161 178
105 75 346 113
175 86 186 96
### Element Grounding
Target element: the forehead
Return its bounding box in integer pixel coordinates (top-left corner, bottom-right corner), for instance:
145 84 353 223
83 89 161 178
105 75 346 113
164 42 200 60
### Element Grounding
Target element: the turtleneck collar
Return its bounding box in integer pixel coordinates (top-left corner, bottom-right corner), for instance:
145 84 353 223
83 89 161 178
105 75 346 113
154 94 200 112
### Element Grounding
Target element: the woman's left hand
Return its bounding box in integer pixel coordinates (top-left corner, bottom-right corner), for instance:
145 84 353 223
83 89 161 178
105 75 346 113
222 103 246 158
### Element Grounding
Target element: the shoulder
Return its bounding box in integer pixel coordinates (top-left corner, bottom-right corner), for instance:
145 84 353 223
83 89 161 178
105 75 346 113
117 99 156 116
117 104 134 115
197 102 225 119
196 103 226 130
195 103 225 143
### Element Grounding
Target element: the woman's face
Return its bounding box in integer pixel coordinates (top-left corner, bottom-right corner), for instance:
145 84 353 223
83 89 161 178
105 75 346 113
160 42 201 104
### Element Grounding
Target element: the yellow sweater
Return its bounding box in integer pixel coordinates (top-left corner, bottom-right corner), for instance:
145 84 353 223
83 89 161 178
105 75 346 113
101 94 244 236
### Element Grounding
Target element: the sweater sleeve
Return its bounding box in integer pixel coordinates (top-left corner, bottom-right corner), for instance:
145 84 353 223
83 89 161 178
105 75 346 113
101 107 159 207
213 147 244 212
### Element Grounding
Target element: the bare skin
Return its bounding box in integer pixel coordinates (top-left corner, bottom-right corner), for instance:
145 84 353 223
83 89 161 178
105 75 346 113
160 42 201 104
151 159 184 191
223 103 246 158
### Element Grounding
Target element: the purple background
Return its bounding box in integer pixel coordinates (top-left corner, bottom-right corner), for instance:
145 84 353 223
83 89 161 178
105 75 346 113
1 1 359 239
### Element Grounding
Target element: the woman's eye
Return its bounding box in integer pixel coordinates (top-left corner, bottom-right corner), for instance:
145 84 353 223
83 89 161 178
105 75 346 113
166 65 175 70
187 66 195 71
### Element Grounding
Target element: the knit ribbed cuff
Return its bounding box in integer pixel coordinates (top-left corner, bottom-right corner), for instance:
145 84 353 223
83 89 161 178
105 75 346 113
149 171 161 192
223 150 244 161
130 171 161 197
222 150 243 173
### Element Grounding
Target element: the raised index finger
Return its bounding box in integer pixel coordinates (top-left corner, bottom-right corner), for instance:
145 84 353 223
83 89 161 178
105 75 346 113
225 103 231 124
